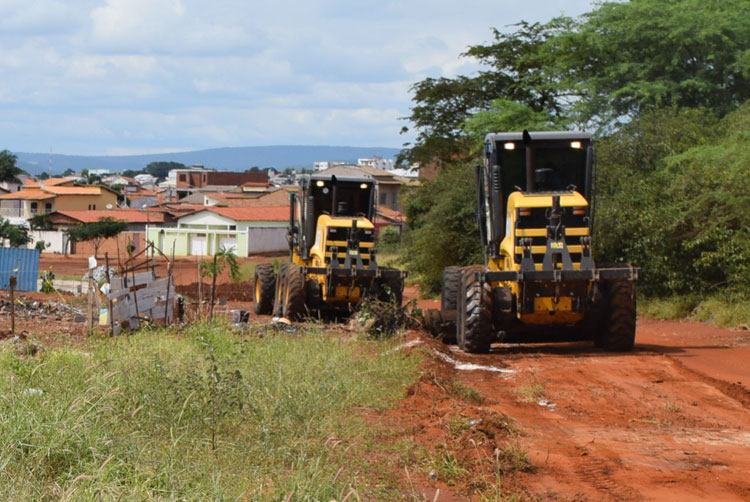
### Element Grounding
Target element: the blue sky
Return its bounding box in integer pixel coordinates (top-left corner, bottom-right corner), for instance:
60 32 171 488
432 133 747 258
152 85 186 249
0 0 593 155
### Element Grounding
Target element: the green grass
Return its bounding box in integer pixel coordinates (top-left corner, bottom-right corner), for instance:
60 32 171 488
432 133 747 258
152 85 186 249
516 373 548 403
640 294 750 328
0 321 420 500
238 261 258 281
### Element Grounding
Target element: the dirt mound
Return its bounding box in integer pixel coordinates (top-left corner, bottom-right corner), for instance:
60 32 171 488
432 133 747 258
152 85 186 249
176 281 253 302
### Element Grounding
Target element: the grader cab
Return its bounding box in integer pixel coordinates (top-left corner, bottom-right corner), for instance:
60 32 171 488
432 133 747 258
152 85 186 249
253 174 406 319
426 131 638 353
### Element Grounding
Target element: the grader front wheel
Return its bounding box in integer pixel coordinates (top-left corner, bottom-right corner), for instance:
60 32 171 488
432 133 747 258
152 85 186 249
457 266 493 354
594 280 636 351
283 265 306 320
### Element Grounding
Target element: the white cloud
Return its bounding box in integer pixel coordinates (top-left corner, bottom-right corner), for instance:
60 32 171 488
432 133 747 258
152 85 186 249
0 0 594 155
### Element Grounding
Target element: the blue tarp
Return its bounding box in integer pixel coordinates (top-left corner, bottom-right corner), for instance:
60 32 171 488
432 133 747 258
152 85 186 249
0 248 40 292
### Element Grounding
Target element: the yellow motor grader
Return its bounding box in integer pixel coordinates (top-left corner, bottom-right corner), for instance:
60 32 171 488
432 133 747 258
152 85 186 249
253 174 406 319
426 131 638 353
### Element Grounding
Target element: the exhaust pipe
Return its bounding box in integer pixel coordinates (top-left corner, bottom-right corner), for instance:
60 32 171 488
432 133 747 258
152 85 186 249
523 130 536 193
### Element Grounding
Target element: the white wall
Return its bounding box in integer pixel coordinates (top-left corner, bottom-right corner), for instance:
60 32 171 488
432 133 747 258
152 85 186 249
247 227 288 254
30 230 66 254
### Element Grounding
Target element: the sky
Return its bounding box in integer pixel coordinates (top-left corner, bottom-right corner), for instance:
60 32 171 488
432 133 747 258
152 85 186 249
0 0 594 156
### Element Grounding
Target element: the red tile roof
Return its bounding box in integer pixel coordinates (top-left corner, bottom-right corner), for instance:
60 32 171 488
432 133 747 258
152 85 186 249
0 189 56 200
50 209 169 224
206 206 289 221
42 186 109 195
377 206 406 223
24 178 73 187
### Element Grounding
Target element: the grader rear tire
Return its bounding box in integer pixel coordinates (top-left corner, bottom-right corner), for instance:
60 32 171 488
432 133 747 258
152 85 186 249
457 266 493 354
594 280 636 351
441 266 461 312
253 263 276 315
283 265 306 320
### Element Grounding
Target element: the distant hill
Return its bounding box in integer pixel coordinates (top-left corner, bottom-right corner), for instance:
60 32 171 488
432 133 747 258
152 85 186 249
14 145 402 175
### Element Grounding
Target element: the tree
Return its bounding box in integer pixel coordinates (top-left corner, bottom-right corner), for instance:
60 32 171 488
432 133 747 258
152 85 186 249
0 218 32 248
65 217 128 258
63 168 75 176
245 166 261 173
39 172 50 180
400 20 574 165
145 161 185 181
594 107 720 295
121 169 145 178
199 247 240 320
554 0 750 127
401 0 750 162
0 150 24 184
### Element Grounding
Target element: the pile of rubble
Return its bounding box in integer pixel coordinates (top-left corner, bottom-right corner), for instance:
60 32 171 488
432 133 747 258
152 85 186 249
0 296 85 322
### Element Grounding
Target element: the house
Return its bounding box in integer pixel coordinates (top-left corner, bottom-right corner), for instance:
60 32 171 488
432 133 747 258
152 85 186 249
146 206 289 257
177 186 291 208
358 156 394 171
0 183 119 219
170 166 269 200
0 174 33 193
36 209 173 256
375 206 407 236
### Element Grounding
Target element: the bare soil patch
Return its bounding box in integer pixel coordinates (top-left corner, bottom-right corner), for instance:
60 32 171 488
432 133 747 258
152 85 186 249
380 319 750 501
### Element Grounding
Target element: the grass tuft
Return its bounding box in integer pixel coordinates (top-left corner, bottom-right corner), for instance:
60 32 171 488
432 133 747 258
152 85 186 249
640 294 750 328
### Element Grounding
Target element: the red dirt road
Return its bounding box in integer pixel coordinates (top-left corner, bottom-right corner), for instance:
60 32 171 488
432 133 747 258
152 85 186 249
397 316 750 501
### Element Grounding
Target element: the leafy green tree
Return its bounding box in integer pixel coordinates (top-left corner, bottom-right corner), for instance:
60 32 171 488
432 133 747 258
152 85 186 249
658 104 750 295
593 107 722 295
145 161 185 180
39 172 50 180
0 150 24 184
29 213 53 231
65 217 128 257
62 168 75 176
0 218 32 247
554 0 750 126
400 20 573 165
121 169 145 178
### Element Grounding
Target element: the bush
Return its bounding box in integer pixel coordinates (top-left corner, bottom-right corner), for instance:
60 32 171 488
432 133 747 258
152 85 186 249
401 162 484 295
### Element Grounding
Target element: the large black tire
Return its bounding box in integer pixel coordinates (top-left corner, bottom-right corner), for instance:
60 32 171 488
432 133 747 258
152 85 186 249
272 262 290 318
283 265 306 320
594 280 636 351
253 263 276 315
441 266 461 312
377 269 404 306
456 266 493 354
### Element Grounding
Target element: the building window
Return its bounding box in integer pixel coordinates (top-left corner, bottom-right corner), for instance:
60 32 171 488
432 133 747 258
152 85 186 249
44 203 52 213
30 202 38 214
88 204 96 210
179 174 186 182
379 192 387 205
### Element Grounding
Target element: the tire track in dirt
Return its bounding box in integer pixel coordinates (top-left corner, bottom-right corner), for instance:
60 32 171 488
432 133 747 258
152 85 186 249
648 351 750 410
575 455 642 501
412 329 750 502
